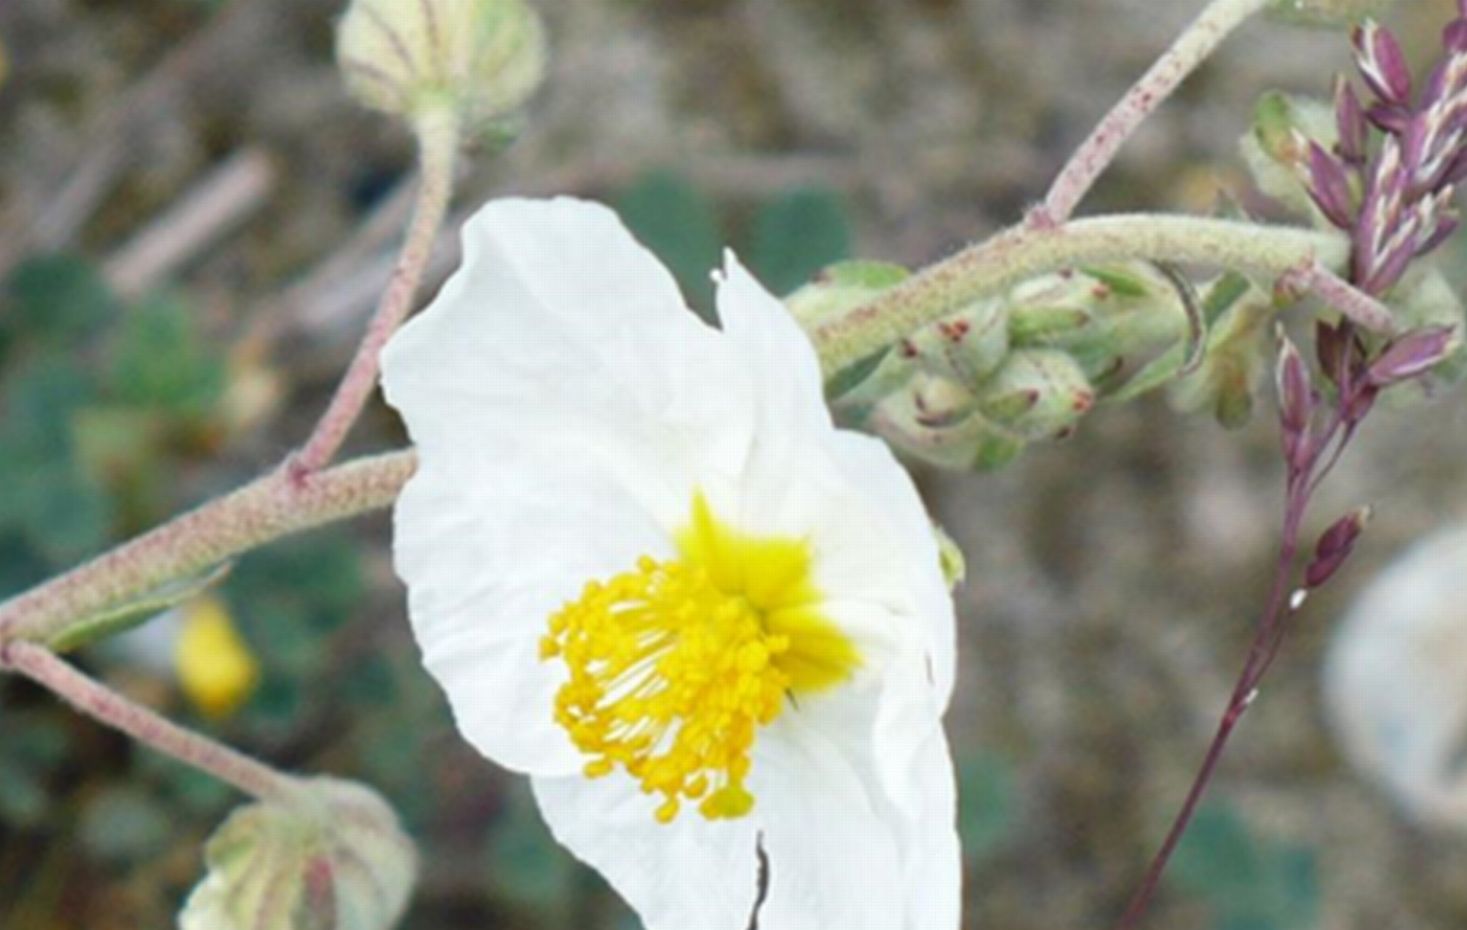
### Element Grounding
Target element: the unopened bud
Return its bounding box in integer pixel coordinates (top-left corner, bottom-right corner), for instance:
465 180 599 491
1366 325 1459 386
1386 268 1467 388
979 349 1094 441
336 0 545 133
1006 264 1188 387
180 778 417 930
907 297 1010 385
1306 505 1372 588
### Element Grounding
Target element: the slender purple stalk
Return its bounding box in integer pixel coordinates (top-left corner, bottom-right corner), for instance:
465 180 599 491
1116 10 1467 927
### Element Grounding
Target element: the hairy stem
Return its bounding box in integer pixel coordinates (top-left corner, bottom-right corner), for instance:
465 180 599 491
1278 260 1397 332
1035 0 1271 226
0 641 300 802
0 450 416 647
293 103 460 473
811 215 1350 377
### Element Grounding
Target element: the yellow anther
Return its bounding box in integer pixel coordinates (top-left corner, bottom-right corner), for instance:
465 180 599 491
541 492 860 825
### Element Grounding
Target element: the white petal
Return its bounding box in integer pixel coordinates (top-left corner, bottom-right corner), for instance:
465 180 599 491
532 773 760 930
827 430 956 707
384 198 757 776
715 252 830 440
751 681 958 930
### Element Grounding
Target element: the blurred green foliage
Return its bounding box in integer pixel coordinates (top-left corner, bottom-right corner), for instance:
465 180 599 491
1173 801 1321 930
614 168 853 319
957 749 1019 868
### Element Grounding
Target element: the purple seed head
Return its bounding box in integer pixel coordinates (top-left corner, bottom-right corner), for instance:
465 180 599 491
1354 20 1414 108
1335 76 1369 165
1305 505 1373 589
1366 325 1459 385
1306 140 1358 229
1275 328 1315 452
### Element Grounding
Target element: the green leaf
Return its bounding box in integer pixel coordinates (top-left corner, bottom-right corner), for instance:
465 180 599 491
615 171 722 316
48 562 233 653
4 253 117 346
746 188 853 297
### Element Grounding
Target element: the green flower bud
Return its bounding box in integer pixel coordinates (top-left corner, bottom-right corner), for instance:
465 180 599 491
1007 264 1189 390
180 778 417 930
786 260 911 331
336 0 545 132
1266 0 1396 27
978 349 1095 441
871 390 1026 471
906 297 1010 385
907 372 978 429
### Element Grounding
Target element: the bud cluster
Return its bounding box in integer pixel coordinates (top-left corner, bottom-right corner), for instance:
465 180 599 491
797 263 1191 469
1305 6 1467 295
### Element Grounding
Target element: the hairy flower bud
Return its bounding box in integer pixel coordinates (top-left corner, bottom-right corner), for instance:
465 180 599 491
180 779 417 930
978 349 1095 441
1006 264 1189 391
336 0 545 132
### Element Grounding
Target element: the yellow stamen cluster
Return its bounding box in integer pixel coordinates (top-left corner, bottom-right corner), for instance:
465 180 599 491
540 493 860 825
542 556 791 824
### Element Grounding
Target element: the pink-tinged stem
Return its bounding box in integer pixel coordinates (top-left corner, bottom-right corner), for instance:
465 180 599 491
0 450 416 648
1116 407 1346 928
1277 260 1397 333
291 104 460 474
1033 0 1271 227
0 640 299 802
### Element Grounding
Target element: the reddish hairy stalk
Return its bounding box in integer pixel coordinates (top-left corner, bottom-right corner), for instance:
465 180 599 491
292 105 459 474
0 641 300 802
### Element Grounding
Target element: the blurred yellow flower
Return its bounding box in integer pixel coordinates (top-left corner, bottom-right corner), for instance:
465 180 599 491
175 596 259 719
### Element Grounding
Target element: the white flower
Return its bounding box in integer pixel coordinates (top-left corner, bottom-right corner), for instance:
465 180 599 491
1325 525 1467 828
382 197 960 930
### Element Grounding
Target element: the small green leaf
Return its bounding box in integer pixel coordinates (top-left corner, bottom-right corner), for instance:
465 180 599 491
615 171 722 315
48 562 232 653
746 188 852 297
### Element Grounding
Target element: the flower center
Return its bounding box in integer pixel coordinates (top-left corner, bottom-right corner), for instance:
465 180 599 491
540 493 860 824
